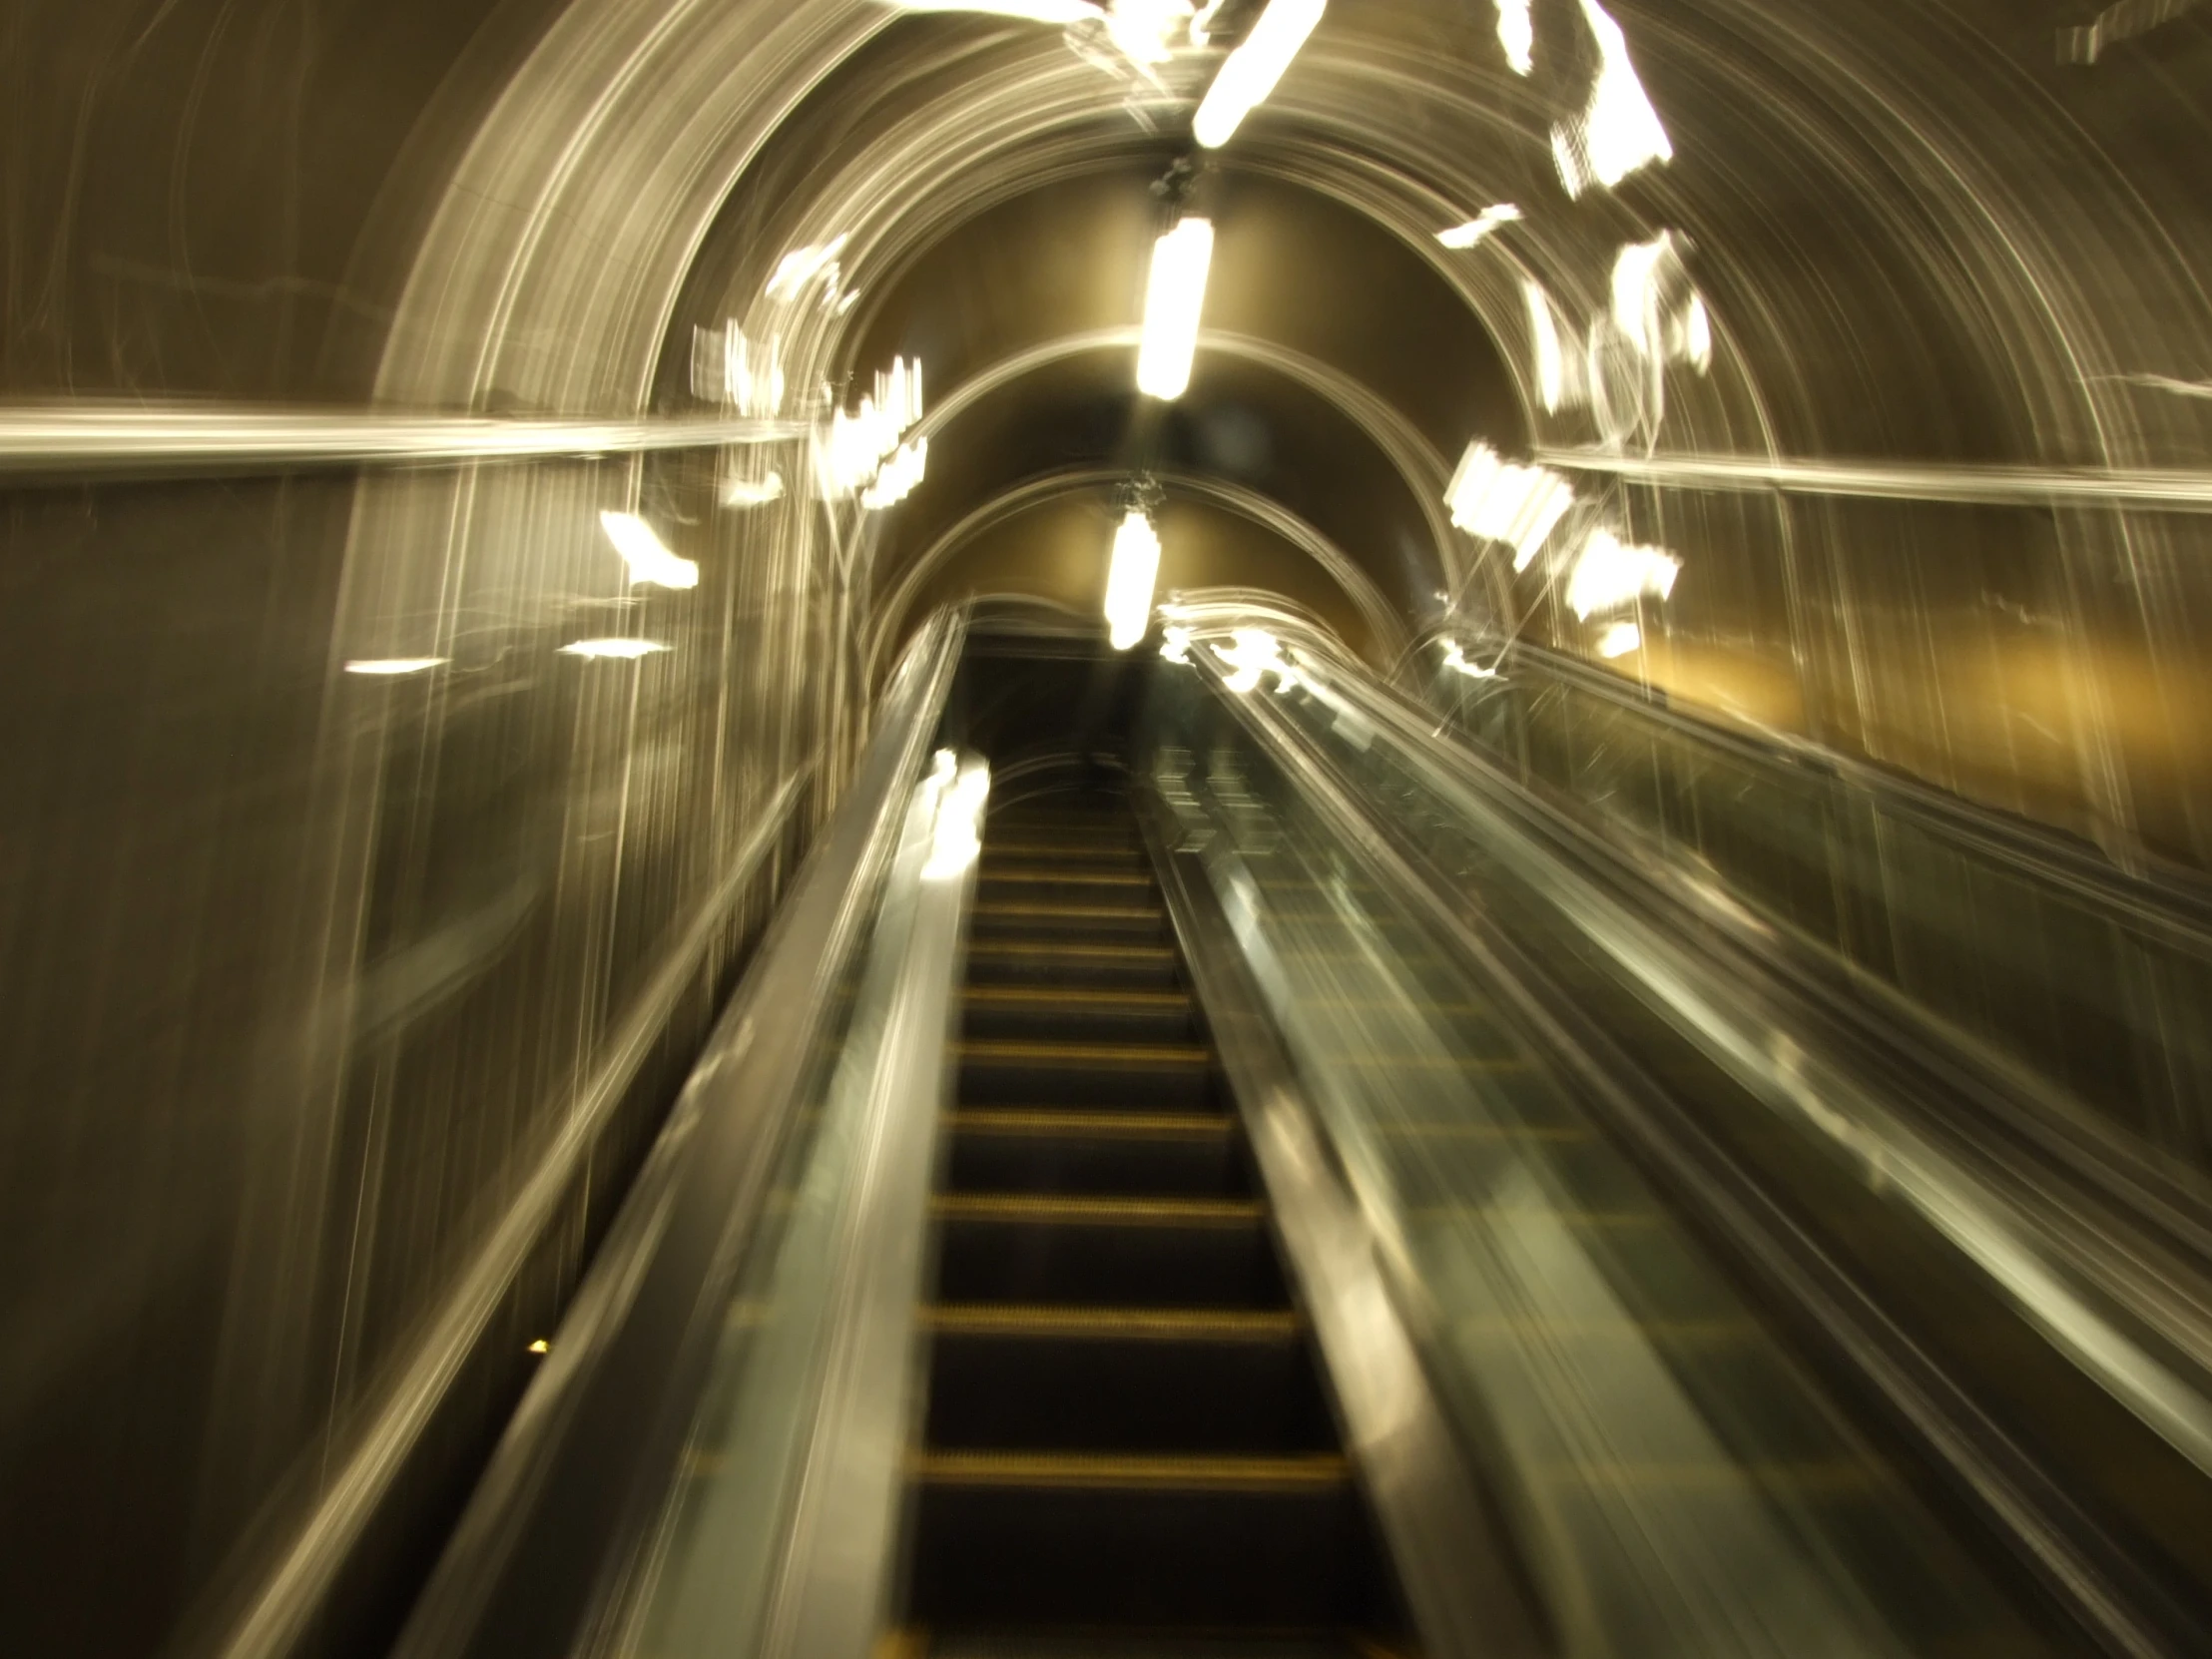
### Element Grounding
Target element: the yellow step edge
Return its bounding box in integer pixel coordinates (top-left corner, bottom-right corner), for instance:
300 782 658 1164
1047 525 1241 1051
909 1450 1349 1491
966 940 1175 960
933 1193 1263 1226
963 985 1191 1008
959 1039 1212 1065
923 1304 1301 1340
947 1108 1232 1138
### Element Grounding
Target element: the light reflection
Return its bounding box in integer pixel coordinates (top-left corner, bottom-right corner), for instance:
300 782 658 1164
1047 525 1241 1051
1523 279 1579 413
343 658 446 676
764 235 849 303
560 638 671 659
1611 232 1713 374
824 355 927 502
1435 203 1522 250
722 471 787 508
1596 619 1643 657
1495 0 1533 74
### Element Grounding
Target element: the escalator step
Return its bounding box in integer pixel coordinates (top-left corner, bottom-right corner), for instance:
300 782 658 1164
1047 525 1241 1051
933 1198 1283 1307
945 1110 1247 1197
972 902 1169 942
907 1453 1363 1627
966 941 1182 989
923 1305 1333 1453
962 986 1197 1044
959 1040 1215 1108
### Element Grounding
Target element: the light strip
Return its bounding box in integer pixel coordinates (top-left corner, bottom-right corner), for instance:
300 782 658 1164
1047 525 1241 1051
1104 509 1163 649
1135 219 1215 399
1192 0 1326 149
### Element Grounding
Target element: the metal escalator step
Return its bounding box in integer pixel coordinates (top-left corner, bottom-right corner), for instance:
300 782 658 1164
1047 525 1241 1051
965 940 1180 988
946 1110 1244 1197
911 1451 1349 1489
972 902 1167 942
933 1201 1283 1307
958 1040 1215 1109
923 1306 1332 1453
962 986 1195 1043
906 1452 1365 1626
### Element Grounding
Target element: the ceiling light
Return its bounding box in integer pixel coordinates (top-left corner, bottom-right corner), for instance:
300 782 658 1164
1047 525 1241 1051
723 471 786 508
561 638 670 659
599 511 698 589
1597 620 1642 658
1192 0 1325 149
860 438 928 509
1495 0 1533 74
343 657 446 676
1136 218 1213 399
764 235 849 303
1444 442 1575 571
1105 509 1163 649
1566 527 1679 618
1436 204 1521 249
1551 0 1671 197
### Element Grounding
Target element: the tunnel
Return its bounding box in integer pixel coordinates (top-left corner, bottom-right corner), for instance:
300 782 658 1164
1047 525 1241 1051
7 1 2212 1656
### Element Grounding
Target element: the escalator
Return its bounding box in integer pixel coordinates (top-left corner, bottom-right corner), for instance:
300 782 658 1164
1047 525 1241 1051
906 793 1393 1644
392 609 2212 1659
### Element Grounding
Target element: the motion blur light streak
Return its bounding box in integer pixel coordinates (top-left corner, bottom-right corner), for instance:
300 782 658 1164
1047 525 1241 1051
1523 279 1577 413
1596 620 1642 658
1566 527 1681 618
888 0 1102 18
1192 0 1326 149
722 471 788 507
1551 0 1672 197
1444 441 1575 571
1611 232 1712 373
1538 447 2212 508
1435 204 1521 250
826 356 927 498
559 638 671 659
342 658 447 676
765 235 850 303
598 511 700 589
1213 626 1289 693
2058 0 2202 62
1105 508 1163 648
1136 219 1215 398
861 438 929 509
1441 641 1502 679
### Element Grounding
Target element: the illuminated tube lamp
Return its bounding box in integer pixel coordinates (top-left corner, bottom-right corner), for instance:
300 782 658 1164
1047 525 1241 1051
1104 509 1163 650
1136 218 1214 400
1192 0 1326 149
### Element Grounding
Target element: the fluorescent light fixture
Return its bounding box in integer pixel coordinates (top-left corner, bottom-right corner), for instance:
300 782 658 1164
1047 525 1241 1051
765 235 849 302
1444 442 1575 571
1105 0 1196 68
1441 642 1502 680
1566 527 1679 618
1495 0 1533 74
1105 509 1163 649
1192 0 1325 149
1136 218 1214 399
1436 203 1521 250
886 0 1102 18
723 470 786 508
1551 0 1672 197
561 638 670 659
599 511 698 589
1683 293 1712 371
1522 279 1577 413
1596 620 1642 658
344 657 445 676
860 438 928 509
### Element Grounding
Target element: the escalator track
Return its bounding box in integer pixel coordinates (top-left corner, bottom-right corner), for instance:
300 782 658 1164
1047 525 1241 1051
901 791 1403 1654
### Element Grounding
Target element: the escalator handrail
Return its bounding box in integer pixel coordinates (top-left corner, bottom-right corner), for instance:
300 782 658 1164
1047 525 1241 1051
390 607 968 1659
1172 621 2209 1658
1417 627 2212 943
